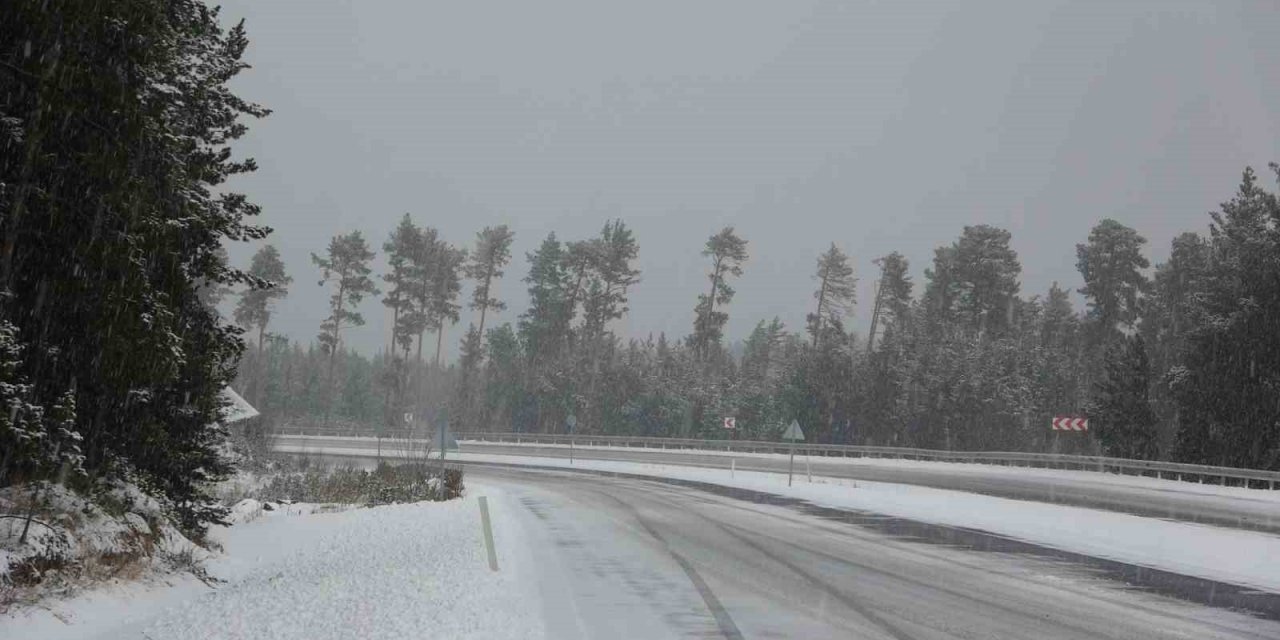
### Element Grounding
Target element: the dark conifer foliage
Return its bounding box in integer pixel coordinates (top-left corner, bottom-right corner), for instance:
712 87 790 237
1172 166 1280 469
1089 335 1159 460
2 1 272 530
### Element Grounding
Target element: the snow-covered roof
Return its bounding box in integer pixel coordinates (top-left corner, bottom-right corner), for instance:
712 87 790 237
220 387 260 423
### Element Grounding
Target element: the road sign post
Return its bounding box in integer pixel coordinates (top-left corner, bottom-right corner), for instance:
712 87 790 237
437 414 450 475
1051 416 1088 454
782 419 805 487
789 443 795 486
567 414 578 465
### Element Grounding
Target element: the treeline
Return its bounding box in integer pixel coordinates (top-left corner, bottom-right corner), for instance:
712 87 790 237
2 3 271 531
235 166 1280 470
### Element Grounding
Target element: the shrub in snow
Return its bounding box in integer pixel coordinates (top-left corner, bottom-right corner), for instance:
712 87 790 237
252 462 464 507
0 479 212 611
0 322 86 488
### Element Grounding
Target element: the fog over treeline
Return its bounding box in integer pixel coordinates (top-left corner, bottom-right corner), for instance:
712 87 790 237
214 0 1280 358
232 172 1280 472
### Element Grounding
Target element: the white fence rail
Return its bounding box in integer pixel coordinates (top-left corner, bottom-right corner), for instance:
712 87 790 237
273 428 1280 489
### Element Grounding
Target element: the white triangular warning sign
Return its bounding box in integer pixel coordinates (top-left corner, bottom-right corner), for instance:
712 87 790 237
782 419 805 441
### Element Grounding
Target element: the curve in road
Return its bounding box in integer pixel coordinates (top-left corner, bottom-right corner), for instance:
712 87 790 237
476 464 1280 640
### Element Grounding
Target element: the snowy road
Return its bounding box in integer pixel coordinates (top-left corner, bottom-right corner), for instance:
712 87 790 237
482 464 1280 639
277 435 1280 533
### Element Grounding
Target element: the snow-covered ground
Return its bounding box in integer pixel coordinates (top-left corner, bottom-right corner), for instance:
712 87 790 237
1 482 543 640
8 446 1277 638
279 442 1280 595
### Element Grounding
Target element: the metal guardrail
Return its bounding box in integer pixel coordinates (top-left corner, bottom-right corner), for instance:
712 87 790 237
273 428 1280 489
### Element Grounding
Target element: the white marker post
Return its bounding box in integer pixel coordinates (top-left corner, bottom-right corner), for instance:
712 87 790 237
566 414 578 465
478 496 499 571
782 419 805 487
437 417 449 476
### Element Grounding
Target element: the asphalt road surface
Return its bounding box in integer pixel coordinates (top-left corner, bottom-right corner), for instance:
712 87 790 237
471 464 1280 640
274 435 1280 533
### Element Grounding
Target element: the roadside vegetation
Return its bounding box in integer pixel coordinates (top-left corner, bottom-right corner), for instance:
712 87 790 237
251 461 464 506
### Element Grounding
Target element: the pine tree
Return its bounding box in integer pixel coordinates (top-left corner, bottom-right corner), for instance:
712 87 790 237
519 233 570 366
807 243 856 348
1035 282 1085 426
313 231 379 420
578 221 641 430
866 251 912 353
1141 232 1209 454
953 225 1022 335
382 215 423 356
235 245 292 352
1089 335 1158 459
580 220 641 343
1173 165 1280 469
427 240 465 368
2 1 270 530
463 225 515 363
455 225 512 429
692 227 748 360
863 253 914 443
1076 219 1150 349
741 318 786 384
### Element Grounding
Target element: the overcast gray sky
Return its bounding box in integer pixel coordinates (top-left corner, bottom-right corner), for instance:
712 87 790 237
217 0 1280 359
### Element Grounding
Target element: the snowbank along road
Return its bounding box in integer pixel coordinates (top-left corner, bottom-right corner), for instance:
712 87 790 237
275 434 1280 533
271 434 1280 639
10 450 1280 639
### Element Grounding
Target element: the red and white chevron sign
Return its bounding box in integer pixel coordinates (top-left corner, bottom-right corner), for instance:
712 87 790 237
723 416 736 430
1052 416 1088 431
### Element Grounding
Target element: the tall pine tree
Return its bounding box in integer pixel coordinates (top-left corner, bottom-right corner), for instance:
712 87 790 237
691 227 748 361
808 243 857 348
313 231 378 421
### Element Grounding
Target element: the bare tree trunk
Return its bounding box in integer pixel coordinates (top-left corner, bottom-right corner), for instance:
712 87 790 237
476 273 492 339
283 351 293 419
563 267 587 355
435 321 445 369
389 307 399 355
699 258 723 360
252 323 267 405
324 278 347 426
812 274 829 348
866 276 885 354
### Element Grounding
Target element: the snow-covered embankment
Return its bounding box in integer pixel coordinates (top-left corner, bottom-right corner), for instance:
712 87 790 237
1 482 543 640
